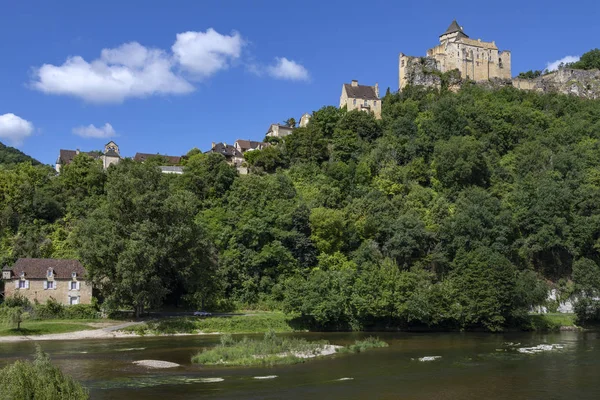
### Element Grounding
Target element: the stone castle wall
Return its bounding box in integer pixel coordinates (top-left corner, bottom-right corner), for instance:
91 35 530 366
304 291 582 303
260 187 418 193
512 68 600 99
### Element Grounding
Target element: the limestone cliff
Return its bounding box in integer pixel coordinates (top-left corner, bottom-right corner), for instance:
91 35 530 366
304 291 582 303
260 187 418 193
512 68 600 99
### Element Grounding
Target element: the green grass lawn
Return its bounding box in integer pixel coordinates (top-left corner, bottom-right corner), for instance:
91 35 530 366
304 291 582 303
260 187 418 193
122 312 301 336
0 320 97 336
525 313 577 331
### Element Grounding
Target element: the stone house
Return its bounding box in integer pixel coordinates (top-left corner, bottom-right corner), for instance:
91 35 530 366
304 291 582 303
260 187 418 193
299 113 312 128
266 124 294 138
2 258 92 305
339 80 381 119
205 142 244 167
399 20 512 90
234 139 269 154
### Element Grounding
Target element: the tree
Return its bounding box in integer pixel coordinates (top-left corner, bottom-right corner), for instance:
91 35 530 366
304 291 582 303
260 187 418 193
244 146 288 173
309 106 345 138
0 346 88 400
336 110 382 142
284 117 296 128
433 136 489 191
569 49 600 70
284 127 328 164
2 306 28 330
76 161 217 317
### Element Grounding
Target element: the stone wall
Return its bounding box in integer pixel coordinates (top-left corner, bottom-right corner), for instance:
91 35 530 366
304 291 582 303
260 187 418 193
399 55 442 90
5 278 93 305
512 68 600 99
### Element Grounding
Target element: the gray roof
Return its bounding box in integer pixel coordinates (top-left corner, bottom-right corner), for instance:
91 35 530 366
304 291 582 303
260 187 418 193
441 20 469 38
103 149 120 157
343 84 379 100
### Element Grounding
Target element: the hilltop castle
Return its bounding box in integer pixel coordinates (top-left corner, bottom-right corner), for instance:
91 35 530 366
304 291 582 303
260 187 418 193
399 20 511 90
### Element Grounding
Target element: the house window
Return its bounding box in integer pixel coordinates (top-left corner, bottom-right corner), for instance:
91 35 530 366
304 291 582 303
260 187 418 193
19 280 26 289
353 99 356 106
364 100 368 106
70 297 79 305
374 101 377 106
72 272 77 279
47 281 54 289
71 281 77 290
47 268 53 278
20 272 25 278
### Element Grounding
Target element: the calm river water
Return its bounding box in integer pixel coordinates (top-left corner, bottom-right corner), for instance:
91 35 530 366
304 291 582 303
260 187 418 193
1 331 598 399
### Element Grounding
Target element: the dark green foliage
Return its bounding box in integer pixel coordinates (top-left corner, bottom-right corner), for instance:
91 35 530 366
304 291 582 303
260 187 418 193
3 84 600 331
0 142 40 166
568 49 600 70
517 70 543 79
0 346 89 400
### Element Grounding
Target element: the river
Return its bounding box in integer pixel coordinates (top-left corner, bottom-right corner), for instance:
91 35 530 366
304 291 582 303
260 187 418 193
0 331 598 399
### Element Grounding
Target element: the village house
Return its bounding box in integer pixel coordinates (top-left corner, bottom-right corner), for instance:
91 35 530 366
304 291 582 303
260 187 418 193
205 142 244 167
266 123 294 139
299 113 311 128
55 141 183 173
234 139 269 154
2 258 92 305
339 80 382 119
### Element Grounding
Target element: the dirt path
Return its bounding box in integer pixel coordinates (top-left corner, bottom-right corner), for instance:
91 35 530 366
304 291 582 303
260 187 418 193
0 321 144 343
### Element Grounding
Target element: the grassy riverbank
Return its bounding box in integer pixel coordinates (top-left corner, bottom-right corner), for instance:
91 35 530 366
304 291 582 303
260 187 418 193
0 320 98 336
524 313 578 331
191 332 387 367
122 312 299 335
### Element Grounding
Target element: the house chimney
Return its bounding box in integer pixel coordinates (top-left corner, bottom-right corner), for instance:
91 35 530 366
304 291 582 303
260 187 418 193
351 80 358 87
374 82 379 98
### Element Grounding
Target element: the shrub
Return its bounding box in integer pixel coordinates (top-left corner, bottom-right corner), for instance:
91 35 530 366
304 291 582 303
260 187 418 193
338 337 388 353
0 346 88 399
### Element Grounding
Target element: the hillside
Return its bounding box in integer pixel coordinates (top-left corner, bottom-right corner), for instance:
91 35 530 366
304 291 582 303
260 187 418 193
0 142 40 166
1 84 600 330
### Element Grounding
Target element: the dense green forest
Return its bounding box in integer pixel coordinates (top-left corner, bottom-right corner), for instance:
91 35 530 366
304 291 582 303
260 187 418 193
0 142 40 166
2 83 600 330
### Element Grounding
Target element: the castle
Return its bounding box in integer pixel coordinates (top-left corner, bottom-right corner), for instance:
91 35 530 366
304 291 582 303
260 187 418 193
399 20 511 90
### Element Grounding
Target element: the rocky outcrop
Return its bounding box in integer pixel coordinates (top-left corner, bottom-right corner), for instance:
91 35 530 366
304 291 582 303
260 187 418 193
512 68 600 99
402 57 442 89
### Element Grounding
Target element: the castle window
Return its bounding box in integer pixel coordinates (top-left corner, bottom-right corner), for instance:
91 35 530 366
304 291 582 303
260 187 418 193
401 60 405 67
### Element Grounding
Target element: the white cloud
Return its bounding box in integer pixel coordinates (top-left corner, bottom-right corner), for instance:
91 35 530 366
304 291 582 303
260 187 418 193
172 29 244 78
0 113 34 146
32 42 194 103
72 123 116 139
266 57 309 81
546 55 580 72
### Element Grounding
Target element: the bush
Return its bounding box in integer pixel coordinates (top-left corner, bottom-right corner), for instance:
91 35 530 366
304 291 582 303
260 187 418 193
574 298 600 325
0 346 88 399
339 337 389 353
32 298 65 319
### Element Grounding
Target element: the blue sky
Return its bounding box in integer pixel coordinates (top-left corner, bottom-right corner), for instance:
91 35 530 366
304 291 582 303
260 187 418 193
1 0 599 165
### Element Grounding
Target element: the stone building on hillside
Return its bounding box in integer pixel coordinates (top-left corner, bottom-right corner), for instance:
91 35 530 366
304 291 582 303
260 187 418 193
55 141 183 173
399 20 512 90
2 258 92 305
205 142 244 167
234 139 269 154
299 113 312 128
56 141 121 172
339 80 381 119
266 124 294 139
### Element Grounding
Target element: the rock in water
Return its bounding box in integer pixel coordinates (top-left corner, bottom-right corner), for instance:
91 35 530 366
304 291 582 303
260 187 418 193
133 360 180 368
